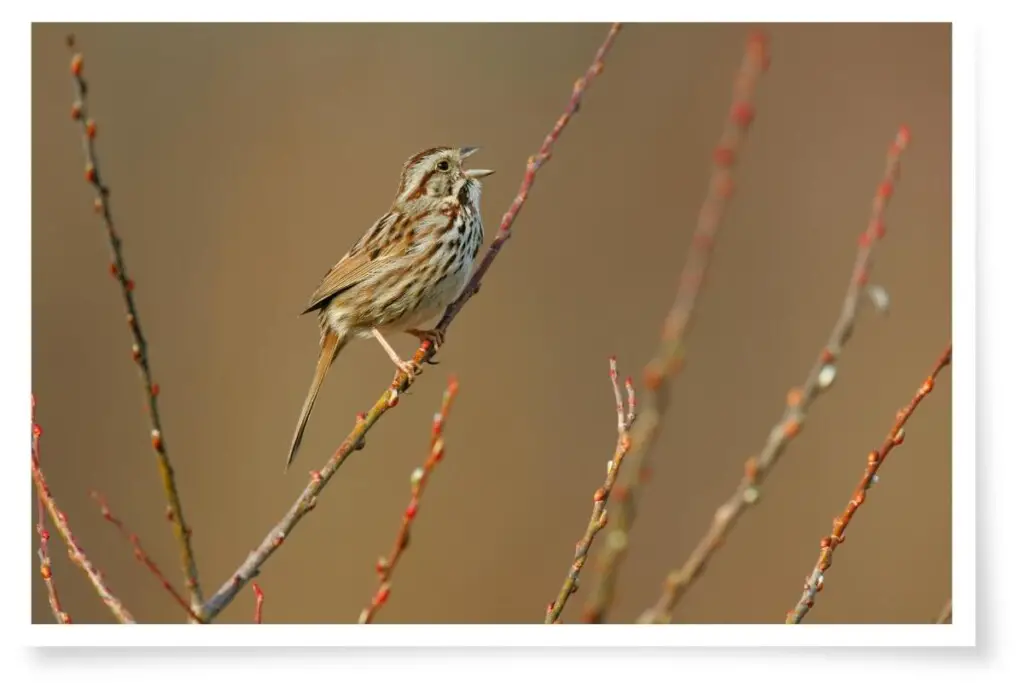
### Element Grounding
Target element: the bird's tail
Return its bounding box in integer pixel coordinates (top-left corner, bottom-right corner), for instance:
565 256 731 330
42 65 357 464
285 329 347 472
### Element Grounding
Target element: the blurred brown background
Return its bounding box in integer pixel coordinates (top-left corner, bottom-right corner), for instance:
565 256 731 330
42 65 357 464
31 22 951 625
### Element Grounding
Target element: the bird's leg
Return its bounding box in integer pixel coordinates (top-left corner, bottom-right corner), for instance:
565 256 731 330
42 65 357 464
403 327 444 366
372 328 419 379
406 328 445 348
406 328 445 365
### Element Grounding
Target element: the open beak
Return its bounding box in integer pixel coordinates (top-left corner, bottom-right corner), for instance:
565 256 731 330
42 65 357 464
460 147 494 179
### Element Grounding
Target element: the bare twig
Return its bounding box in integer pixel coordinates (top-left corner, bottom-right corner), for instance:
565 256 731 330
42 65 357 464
582 30 771 624
545 358 636 623
91 492 205 623
199 23 623 622
936 597 952 624
359 377 460 624
253 583 264 624
32 396 71 624
636 125 911 625
64 35 202 616
31 398 135 624
786 343 951 623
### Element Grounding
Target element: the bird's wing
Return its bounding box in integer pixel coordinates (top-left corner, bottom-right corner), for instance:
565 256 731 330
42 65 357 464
301 212 409 315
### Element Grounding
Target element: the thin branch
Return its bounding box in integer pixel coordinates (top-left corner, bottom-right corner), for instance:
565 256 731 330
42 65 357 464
253 583 264 624
786 343 952 623
359 377 460 624
636 125 912 625
31 399 135 624
32 396 71 624
545 358 636 623
64 35 202 616
936 597 952 624
199 23 623 622
582 30 771 624
91 491 205 623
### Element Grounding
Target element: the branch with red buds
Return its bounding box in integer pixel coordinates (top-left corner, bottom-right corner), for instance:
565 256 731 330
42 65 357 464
32 396 71 624
583 30 771 624
31 397 135 624
198 23 622 623
358 377 460 624
637 125 912 625
545 357 636 623
91 491 205 623
64 34 202 617
786 343 951 623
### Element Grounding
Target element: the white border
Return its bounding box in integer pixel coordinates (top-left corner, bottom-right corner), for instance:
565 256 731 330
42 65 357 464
27 623 972 648
8 0 986 666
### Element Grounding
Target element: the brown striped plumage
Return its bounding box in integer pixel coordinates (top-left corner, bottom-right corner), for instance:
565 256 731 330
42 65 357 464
285 146 493 470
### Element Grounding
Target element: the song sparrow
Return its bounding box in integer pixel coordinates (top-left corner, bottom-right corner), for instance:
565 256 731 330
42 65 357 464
285 146 494 470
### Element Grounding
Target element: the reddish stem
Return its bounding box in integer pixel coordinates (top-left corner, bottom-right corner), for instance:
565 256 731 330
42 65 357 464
545 358 637 623
31 396 71 624
253 583 264 624
358 377 460 624
786 343 951 623
31 397 135 623
91 491 204 623
584 29 771 624
637 124 912 625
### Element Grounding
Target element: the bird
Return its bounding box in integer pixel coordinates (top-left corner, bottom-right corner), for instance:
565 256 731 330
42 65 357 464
285 146 494 471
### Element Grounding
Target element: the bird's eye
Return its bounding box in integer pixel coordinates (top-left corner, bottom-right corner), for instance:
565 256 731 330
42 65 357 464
436 160 451 171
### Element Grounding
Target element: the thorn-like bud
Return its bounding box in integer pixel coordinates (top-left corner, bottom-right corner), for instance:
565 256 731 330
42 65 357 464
866 284 890 314
742 486 760 505
71 53 83 76
731 102 755 127
817 364 837 389
372 583 391 607
410 467 424 488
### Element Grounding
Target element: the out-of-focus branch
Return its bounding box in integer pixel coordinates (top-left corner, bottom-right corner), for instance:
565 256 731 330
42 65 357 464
32 396 71 624
64 35 203 617
359 377 460 624
936 598 952 624
786 343 951 623
637 125 912 625
91 492 204 623
253 583 264 624
31 397 135 624
199 23 623 622
582 30 771 624
545 358 635 623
